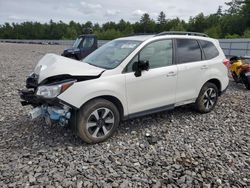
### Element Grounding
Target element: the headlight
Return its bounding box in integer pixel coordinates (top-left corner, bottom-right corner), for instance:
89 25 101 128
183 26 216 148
36 80 76 98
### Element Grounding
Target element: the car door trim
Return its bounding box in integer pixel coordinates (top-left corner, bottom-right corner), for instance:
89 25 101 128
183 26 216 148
123 104 175 120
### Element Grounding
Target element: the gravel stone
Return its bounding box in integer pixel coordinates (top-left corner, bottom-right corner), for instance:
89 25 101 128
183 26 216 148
0 43 249 187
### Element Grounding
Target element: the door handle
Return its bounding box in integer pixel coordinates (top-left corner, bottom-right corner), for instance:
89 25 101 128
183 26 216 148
166 71 177 77
201 65 208 70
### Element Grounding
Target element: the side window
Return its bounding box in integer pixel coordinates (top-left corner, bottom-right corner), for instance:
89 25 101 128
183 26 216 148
126 40 173 72
82 37 94 49
176 39 202 64
199 40 219 60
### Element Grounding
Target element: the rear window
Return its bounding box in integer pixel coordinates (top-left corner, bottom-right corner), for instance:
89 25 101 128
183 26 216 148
176 39 202 64
199 40 219 60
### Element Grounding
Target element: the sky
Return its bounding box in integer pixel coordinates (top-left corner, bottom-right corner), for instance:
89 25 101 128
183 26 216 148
0 0 228 24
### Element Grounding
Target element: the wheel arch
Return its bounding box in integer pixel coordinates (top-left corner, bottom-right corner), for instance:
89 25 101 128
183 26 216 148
81 95 125 120
206 78 222 94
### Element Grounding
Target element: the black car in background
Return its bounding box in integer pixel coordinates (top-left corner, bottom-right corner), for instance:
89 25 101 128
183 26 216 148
62 34 98 60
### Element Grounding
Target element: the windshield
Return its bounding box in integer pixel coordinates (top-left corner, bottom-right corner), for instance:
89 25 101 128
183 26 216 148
83 40 141 69
72 37 82 48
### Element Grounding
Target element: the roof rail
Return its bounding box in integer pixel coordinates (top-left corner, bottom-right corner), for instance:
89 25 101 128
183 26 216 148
128 33 156 36
155 31 208 37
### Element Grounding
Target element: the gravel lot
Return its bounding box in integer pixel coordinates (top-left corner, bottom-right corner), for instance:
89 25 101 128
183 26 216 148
0 43 249 188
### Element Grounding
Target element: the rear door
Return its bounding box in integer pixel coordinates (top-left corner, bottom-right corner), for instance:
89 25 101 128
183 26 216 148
175 38 207 103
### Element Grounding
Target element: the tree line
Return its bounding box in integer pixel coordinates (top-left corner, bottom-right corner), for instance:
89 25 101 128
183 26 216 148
0 0 250 40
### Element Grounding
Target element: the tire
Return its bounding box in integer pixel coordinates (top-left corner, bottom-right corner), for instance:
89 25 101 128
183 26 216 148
77 99 120 144
244 83 250 90
195 82 219 113
231 72 238 83
243 75 250 90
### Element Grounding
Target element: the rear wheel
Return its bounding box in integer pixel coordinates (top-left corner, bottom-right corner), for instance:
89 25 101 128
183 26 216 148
77 99 120 143
195 83 219 113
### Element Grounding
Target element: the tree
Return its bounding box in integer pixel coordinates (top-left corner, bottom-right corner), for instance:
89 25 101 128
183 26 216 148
140 13 156 33
240 0 250 26
157 11 167 25
156 11 168 32
168 18 186 31
243 28 250 38
1 2 250 40
187 13 207 32
225 0 242 14
216 6 223 16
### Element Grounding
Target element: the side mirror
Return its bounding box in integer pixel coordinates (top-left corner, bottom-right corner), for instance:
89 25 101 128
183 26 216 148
132 60 150 77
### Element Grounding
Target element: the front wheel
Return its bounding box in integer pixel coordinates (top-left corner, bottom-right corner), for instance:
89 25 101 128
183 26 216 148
77 99 120 143
195 83 219 113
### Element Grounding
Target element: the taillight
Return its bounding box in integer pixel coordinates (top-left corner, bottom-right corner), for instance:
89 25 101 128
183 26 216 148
223 59 230 68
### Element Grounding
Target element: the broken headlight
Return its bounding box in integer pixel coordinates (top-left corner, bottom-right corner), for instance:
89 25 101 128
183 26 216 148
36 80 76 99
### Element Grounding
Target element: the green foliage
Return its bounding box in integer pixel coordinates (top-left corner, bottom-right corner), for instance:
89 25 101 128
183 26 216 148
243 29 250 38
94 29 125 40
225 0 242 15
0 1 249 40
225 33 240 38
139 13 156 33
157 11 167 25
188 13 207 32
204 26 221 38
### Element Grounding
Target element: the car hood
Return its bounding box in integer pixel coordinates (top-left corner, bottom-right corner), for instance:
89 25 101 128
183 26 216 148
34 53 105 83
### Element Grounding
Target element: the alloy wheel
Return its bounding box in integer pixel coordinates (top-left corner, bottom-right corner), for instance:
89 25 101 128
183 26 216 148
203 88 217 110
86 108 115 138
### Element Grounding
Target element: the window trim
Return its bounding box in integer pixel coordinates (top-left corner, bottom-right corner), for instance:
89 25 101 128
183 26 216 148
174 38 204 64
198 40 220 60
197 40 206 61
122 39 174 73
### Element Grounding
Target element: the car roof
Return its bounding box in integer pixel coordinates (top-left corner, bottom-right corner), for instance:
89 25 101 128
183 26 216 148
116 34 215 43
116 35 155 42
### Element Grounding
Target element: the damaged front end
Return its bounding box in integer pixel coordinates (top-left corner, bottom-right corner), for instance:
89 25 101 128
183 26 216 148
19 53 105 127
29 105 71 126
19 73 75 126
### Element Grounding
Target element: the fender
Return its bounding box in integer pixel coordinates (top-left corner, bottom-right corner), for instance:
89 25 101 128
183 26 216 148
57 74 128 116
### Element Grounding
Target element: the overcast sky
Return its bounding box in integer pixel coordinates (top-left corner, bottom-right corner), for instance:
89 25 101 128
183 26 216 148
0 0 228 24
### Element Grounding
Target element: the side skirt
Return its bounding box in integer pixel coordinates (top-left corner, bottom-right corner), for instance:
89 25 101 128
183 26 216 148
123 104 175 120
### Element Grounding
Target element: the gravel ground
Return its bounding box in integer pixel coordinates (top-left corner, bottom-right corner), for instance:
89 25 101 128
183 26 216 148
0 43 249 188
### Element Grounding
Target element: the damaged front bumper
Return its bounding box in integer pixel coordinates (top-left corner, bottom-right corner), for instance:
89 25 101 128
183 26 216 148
19 89 72 126
29 105 71 126
19 73 72 126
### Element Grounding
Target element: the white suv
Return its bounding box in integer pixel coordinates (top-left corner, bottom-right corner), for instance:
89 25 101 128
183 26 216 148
20 32 229 143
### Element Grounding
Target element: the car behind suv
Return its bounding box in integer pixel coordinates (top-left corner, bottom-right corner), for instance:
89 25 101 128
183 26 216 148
20 32 229 143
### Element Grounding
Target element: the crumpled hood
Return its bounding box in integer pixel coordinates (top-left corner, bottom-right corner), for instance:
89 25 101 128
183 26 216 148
34 53 104 83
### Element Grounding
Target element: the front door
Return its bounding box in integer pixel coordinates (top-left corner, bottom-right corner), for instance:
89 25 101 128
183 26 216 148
79 36 97 59
124 39 177 114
